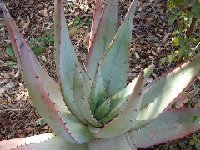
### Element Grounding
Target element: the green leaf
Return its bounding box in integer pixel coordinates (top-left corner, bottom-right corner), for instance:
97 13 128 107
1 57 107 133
91 68 108 113
6 45 15 57
54 0 89 124
100 71 143 123
94 98 111 120
192 115 199 122
32 46 43 56
4 61 17 67
99 0 138 96
168 15 177 25
95 72 144 138
128 109 200 148
138 53 200 121
98 65 151 123
1 2 92 143
172 37 179 46
88 134 137 150
192 2 200 16
87 0 118 80
73 65 102 127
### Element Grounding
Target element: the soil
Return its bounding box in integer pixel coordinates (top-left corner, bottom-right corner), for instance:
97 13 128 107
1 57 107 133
0 0 199 149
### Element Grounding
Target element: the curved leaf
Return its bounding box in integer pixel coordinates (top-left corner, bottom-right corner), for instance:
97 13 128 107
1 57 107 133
54 0 89 124
100 67 145 123
129 108 200 148
87 0 118 80
94 98 111 120
1 2 92 143
99 0 138 96
138 53 200 121
91 68 107 113
88 0 103 50
73 65 102 127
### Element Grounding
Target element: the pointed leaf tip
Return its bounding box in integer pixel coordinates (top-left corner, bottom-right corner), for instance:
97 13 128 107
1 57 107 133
87 0 118 80
138 53 200 121
98 0 138 96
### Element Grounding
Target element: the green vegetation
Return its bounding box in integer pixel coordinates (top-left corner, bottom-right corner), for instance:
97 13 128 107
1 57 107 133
161 0 200 64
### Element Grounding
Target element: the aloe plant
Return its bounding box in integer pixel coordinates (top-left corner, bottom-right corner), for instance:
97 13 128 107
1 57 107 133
0 0 200 149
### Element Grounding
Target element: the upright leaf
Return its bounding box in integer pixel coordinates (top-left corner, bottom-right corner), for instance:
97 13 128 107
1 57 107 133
99 0 138 96
73 65 102 127
54 0 89 123
95 72 144 138
88 0 103 50
87 0 118 80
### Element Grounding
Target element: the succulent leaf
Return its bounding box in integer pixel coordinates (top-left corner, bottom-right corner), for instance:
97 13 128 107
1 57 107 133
100 69 143 123
95 72 144 138
138 54 200 121
98 0 138 96
54 0 89 123
129 109 200 148
88 0 103 50
94 98 111 120
0 133 87 150
87 0 118 80
0 133 55 150
88 134 137 150
91 68 108 113
1 2 92 144
73 65 102 127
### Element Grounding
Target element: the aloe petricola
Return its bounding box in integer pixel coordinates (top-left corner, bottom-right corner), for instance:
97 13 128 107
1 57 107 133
0 0 200 149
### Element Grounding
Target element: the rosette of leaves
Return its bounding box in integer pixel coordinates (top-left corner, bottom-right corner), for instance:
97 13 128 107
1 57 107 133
0 0 200 150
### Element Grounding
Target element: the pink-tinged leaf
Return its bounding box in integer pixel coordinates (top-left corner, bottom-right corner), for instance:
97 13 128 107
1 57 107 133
87 0 118 80
54 0 90 124
0 133 55 150
94 72 144 138
1 2 92 143
99 0 138 96
129 108 200 148
138 53 200 121
0 133 87 150
88 0 103 50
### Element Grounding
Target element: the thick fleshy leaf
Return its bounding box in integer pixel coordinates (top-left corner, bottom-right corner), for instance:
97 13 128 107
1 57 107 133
91 68 108 113
88 134 137 150
1 2 92 143
94 72 144 138
99 0 138 96
100 70 144 123
54 0 89 123
88 0 103 50
73 66 102 127
94 98 111 120
129 109 200 148
0 133 87 150
138 54 200 121
87 0 118 80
